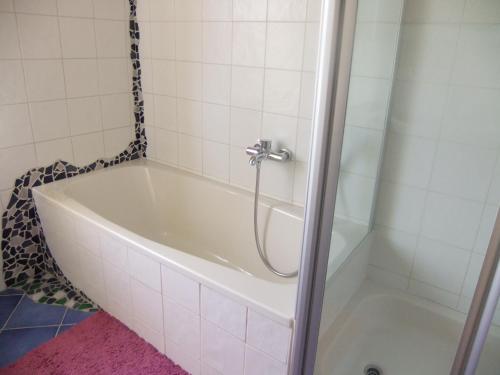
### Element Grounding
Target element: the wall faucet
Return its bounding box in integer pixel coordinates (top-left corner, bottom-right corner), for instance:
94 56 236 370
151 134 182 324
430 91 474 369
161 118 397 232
245 139 291 166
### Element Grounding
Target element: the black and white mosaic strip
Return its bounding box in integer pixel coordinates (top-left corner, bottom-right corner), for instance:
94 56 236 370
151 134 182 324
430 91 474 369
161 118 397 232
1 0 145 311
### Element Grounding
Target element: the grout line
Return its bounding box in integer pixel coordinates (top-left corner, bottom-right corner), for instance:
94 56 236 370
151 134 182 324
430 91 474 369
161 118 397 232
0 293 25 332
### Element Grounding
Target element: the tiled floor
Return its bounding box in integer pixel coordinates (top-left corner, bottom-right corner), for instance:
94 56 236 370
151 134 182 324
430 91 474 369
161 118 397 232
0 288 95 368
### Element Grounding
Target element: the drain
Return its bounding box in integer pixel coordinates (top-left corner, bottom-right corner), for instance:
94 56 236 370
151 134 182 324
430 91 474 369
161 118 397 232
364 365 382 375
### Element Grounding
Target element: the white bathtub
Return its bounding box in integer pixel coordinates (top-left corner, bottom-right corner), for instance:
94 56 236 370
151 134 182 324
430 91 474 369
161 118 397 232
33 160 304 375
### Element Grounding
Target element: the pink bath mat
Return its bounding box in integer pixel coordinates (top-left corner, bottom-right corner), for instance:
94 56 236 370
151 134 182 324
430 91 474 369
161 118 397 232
0 311 189 375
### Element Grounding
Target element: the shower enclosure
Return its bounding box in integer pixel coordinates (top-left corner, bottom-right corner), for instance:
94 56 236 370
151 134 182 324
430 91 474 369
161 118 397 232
294 0 500 374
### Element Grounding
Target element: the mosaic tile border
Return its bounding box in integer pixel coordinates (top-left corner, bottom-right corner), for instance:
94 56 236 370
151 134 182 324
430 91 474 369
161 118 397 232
1 0 145 311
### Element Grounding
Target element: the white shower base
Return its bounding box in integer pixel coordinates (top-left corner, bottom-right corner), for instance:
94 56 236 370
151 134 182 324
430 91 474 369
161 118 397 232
316 283 500 375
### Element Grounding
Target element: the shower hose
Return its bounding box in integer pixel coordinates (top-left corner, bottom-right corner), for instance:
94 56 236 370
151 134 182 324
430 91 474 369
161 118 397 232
253 161 298 278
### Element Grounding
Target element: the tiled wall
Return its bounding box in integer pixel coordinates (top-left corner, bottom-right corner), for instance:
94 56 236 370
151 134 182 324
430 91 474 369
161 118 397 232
137 0 322 204
0 0 134 213
369 0 500 314
335 0 404 224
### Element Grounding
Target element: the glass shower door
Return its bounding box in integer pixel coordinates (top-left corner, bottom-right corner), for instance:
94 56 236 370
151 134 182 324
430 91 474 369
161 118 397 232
293 0 500 374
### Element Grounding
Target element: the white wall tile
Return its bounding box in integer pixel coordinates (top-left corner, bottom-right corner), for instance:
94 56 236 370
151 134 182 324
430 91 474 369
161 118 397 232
161 265 200 314
179 134 203 172
381 131 436 188
150 22 175 59
98 59 130 95
203 0 232 21
59 18 96 58
36 138 74 165
389 81 447 139
232 22 266 67
203 64 231 105
244 346 288 375
370 226 417 277
64 59 99 98
261 113 297 152
421 192 483 250
231 67 264 110
149 0 175 21
0 14 21 59
176 62 202 100
351 22 399 79
233 0 267 21
17 14 61 59
0 144 37 190
95 20 128 58
203 103 229 143
263 70 301 116
229 107 261 148
156 128 178 165
201 287 247 340
130 278 164 333
71 132 105 165
375 182 426 234
153 60 177 96
335 172 377 223
104 127 131 157
203 22 232 64
175 0 202 21
164 299 201 358
246 309 291 364
29 100 69 141
0 61 26 105
268 0 307 21
265 23 305 70
177 99 202 136
408 279 459 309
397 24 459 83
429 142 497 202
101 93 131 129
0 104 33 148
128 247 161 292
452 25 500 88
404 0 465 23
93 0 127 20
154 95 177 130
462 253 485 298
14 0 57 15
24 60 66 101
203 141 229 182
202 319 245 375
345 77 391 130
341 126 384 178
412 237 470 293
67 97 102 136
57 0 93 17
463 0 500 23
474 205 499 255
175 22 202 62
441 86 500 149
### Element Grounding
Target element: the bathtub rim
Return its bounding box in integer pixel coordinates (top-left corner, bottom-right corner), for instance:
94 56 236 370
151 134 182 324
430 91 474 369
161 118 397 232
33 159 302 326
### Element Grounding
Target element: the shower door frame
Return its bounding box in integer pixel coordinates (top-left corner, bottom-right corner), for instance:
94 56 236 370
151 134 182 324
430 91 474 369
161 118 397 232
292 0 500 373
290 0 358 373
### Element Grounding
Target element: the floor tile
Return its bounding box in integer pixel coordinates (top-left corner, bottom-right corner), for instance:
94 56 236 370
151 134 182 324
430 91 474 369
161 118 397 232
6 297 66 328
0 327 58 367
62 309 95 324
0 295 23 327
0 289 24 296
57 324 75 335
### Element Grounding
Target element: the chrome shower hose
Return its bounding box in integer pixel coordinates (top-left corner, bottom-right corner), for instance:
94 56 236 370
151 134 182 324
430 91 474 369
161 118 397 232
253 161 298 278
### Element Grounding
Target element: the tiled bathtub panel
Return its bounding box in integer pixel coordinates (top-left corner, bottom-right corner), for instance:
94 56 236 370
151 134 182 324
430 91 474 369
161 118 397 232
246 309 292 364
201 286 247 340
74 216 101 256
76 246 107 308
164 299 201 359
134 317 165 353
244 345 288 375
128 246 162 292
103 260 133 308
165 338 201 375
201 319 245 375
161 265 200 314
100 233 128 270
130 277 164 334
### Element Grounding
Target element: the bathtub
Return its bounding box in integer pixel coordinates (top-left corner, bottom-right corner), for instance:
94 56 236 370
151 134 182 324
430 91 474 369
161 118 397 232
33 159 303 375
